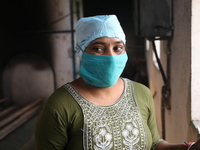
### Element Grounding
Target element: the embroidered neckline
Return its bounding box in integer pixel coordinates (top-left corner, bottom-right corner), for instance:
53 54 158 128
66 78 127 108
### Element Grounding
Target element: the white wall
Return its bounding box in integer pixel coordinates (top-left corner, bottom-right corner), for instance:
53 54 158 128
191 0 200 135
147 0 199 142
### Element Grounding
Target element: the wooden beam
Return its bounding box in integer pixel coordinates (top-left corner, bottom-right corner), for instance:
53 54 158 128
0 98 8 110
0 105 41 141
0 97 44 129
0 106 18 119
0 98 8 105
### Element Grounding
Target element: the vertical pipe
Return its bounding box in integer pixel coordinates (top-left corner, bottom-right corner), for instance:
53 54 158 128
161 96 166 139
69 0 76 80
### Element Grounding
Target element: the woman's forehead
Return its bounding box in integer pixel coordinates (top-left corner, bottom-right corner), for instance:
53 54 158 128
90 37 124 44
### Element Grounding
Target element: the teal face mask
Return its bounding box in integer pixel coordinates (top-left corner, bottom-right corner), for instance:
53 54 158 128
79 52 128 88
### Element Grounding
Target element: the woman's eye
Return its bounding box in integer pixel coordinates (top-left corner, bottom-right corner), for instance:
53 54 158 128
92 47 104 52
114 46 123 51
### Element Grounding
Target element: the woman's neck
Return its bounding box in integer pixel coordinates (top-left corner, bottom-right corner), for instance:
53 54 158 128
70 77 125 106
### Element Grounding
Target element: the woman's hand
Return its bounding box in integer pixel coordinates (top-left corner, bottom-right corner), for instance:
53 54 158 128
190 140 200 150
156 141 187 150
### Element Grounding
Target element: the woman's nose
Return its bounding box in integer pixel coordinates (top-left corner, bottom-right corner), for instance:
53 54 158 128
105 48 116 56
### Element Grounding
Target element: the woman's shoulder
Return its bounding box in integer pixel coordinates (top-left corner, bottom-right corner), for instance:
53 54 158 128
124 78 153 104
124 78 151 94
43 84 81 114
132 81 151 94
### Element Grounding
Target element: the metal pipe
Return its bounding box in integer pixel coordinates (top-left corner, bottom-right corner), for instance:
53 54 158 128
69 0 76 80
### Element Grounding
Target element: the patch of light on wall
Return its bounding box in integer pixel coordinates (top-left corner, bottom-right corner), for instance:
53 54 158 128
145 40 150 51
153 40 161 70
145 39 161 70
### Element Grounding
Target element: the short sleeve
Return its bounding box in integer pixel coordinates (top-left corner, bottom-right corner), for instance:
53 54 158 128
35 86 83 150
132 81 163 150
146 90 164 149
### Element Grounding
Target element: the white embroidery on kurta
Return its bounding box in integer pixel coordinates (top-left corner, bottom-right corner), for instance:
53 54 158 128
64 78 147 150
93 124 113 150
122 119 141 149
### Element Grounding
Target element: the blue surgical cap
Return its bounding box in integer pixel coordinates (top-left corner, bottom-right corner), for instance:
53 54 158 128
75 15 126 58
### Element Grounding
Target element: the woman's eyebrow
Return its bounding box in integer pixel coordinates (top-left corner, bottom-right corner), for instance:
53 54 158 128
91 40 123 45
115 41 124 44
91 41 106 45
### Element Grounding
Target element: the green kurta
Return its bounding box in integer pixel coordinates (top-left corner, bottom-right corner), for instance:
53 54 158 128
35 78 163 150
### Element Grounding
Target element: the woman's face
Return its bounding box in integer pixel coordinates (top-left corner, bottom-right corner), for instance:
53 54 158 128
84 37 126 56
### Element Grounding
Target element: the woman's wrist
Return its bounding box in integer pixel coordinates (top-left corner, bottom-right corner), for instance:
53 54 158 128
184 142 195 150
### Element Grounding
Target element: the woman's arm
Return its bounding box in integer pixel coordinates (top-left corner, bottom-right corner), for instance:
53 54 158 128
156 141 187 150
35 87 70 150
157 140 200 150
35 102 68 150
190 140 200 150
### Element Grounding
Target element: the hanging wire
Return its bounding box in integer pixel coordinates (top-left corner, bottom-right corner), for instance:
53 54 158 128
151 40 167 85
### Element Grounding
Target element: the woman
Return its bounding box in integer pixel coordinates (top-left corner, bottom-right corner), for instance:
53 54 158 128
35 15 200 150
